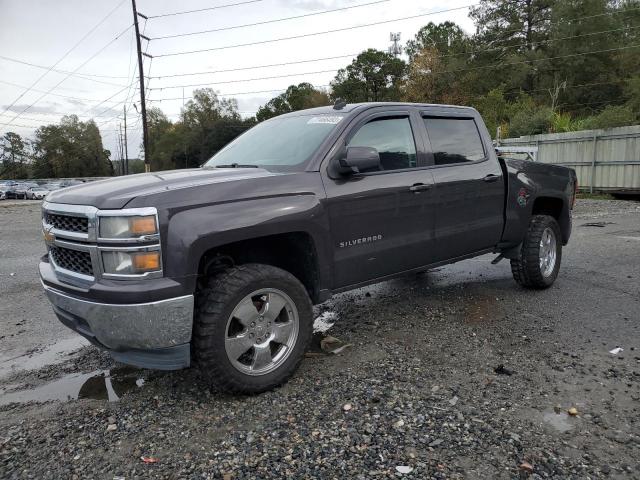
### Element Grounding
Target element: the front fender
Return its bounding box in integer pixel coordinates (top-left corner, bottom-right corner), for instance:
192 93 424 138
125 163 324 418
164 194 332 291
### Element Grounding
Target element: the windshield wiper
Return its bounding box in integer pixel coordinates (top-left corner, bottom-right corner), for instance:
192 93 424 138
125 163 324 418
214 163 260 168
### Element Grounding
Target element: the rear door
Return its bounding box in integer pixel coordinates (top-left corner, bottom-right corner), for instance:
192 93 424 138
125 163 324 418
321 108 436 288
420 111 504 261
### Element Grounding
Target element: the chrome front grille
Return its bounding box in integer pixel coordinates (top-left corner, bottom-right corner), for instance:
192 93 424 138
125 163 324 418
42 201 163 288
49 246 93 276
45 213 88 233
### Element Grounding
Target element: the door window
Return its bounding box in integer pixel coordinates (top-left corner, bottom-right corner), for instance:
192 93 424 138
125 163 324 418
423 118 485 165
348 117 417 172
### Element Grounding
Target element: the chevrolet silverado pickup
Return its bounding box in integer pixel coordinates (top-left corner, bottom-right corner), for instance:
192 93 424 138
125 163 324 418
40 102 578 393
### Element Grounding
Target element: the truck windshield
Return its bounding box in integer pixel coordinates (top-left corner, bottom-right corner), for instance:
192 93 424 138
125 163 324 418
203 114 345 171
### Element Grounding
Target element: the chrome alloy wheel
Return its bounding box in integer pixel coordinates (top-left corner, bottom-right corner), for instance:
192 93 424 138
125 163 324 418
539 227 557 277
224 289 299 376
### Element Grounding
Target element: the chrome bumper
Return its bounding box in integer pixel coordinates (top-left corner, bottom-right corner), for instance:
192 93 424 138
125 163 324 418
43 283 194 351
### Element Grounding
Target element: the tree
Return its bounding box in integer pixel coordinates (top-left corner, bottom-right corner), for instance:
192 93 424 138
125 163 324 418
32 115 111 178
331 49 406 102
405 21 470 60
180 89 254 167
0 132 30 179
256 83 330 121
470 0 555 51
145 89 257 171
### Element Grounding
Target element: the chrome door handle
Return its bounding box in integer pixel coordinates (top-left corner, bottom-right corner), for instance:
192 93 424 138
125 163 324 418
483 174 500 183
409 183 432 192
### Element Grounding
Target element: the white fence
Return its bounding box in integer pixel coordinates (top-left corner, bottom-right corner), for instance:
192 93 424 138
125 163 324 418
498 125 640 193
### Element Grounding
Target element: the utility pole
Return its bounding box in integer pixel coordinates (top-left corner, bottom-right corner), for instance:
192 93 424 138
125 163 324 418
123 105 129 175
118 124 125 176
131 0 150 172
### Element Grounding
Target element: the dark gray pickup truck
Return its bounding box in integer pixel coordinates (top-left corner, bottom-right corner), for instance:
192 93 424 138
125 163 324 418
40 102 577 393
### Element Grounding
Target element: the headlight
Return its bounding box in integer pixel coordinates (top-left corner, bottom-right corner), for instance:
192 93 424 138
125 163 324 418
99 215 157 239
102 250 161 275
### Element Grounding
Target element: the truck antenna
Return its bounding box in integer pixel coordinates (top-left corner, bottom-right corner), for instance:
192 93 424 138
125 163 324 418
333 98 347 110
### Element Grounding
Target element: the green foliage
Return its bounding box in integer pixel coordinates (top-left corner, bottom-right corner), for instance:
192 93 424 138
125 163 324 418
0 132 30 179
256 83 330 121
470 88 512 138
580 105 638 129
330 49 406 102
32 116 112 178
404 21 469 60
509 105 554 137
146 89 256 171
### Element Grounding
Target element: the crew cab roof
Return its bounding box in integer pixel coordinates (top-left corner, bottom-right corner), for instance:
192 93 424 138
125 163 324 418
277 102 479 119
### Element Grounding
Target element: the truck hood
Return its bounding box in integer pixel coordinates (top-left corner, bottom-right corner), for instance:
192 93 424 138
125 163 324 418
45 168 276 209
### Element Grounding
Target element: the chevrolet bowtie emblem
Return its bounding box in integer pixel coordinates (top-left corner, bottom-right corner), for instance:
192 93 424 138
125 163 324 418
43 225 55 244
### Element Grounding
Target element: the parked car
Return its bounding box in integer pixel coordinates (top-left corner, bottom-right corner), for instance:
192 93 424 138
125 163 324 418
59 180 84 187
12 182 38 199
27 186 50 200
0 187 8 200
6 184 25 199
40 102 577 394
42 183 63 192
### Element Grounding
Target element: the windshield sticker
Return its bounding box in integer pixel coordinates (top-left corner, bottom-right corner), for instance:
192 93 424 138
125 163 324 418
307 116 343 125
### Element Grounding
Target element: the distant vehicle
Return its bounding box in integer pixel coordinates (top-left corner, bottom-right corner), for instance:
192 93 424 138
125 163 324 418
26 186 50 200
43 183 63 191
60 180 83 187
8 183 29 199
0 187 8 200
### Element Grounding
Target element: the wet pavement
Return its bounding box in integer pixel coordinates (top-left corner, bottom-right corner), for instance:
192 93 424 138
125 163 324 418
0 366 145 406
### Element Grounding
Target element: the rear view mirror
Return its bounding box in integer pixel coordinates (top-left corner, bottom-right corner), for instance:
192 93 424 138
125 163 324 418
339 146 380 174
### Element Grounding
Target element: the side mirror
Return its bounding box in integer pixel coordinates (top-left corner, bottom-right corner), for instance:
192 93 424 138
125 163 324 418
338 146 380 175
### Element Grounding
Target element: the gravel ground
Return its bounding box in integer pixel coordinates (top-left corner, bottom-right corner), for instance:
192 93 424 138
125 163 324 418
1 199 639 479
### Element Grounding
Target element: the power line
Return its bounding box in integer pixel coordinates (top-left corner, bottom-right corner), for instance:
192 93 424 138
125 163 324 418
146 0 265 19
151 5 476 58
150 53 362 79
149 69 339 91
149 25 640 91
0 55 131 85
151 0 394 40
0 0 127 120
1 24 133 129
430 43 640 75
148 85 332 102
148 45 640 101
527 79 630 94
409 5 640 57
0 79 126 103
435 24 640 60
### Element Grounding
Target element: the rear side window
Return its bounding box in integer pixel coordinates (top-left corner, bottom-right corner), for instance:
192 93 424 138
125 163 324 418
348 117 417 172
423 117 485 165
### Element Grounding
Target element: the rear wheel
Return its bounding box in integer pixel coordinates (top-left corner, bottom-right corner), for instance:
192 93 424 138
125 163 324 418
510 215 562 289
193 263 312 394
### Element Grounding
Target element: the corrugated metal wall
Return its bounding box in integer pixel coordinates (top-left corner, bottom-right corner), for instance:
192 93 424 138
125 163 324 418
500 125 640 193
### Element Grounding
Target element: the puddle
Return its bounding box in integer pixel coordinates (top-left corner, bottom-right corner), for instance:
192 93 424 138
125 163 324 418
0 366 145 406
541 411 575 433
0 337 89 380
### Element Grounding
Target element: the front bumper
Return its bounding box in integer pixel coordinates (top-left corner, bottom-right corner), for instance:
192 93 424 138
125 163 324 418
42 280 194 371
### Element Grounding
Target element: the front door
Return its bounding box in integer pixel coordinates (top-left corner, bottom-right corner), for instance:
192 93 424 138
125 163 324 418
322 110 436 288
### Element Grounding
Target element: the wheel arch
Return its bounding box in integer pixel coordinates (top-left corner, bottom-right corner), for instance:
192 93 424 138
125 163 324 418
531 195 571 244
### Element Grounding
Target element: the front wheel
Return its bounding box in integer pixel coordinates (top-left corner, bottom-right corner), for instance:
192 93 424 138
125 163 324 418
510 215 562 289
193 263 313 394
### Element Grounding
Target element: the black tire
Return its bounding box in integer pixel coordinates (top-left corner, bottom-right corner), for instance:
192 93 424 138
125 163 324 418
193 263 313 394
510 215 562 289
